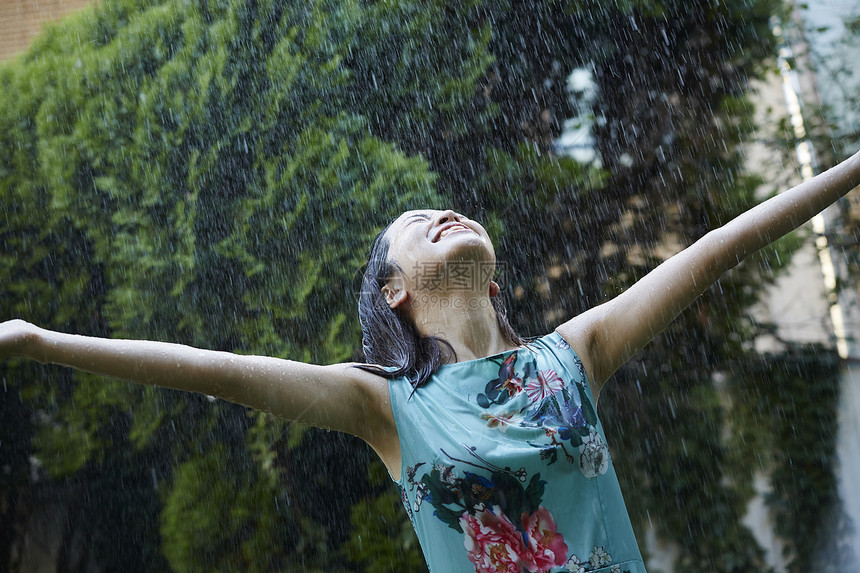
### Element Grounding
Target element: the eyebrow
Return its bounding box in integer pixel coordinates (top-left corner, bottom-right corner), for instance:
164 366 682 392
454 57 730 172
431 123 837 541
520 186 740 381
404 213 430 224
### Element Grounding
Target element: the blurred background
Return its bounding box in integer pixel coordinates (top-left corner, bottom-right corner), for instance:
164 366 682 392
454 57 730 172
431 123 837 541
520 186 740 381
1 0 859 571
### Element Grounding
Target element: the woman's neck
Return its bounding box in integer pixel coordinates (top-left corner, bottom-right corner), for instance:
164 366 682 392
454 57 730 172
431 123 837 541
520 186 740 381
410 292 518 363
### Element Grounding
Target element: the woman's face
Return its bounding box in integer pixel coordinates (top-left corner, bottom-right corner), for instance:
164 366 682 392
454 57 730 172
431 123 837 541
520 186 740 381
383 209 496 294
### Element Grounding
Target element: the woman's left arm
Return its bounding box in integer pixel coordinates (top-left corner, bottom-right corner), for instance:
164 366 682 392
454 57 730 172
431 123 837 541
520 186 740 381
557 150 860 397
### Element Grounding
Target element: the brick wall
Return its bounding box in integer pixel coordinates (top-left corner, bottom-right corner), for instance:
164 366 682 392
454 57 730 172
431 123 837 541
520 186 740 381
0 0 94 61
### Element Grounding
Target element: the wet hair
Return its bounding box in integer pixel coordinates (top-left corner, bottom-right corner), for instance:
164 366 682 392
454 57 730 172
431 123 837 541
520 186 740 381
354 220 524 390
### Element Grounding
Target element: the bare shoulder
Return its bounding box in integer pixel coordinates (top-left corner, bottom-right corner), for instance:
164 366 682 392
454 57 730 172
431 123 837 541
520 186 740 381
327 362 394 416
555 308 604 398
326 362 395 421
309 361 394 421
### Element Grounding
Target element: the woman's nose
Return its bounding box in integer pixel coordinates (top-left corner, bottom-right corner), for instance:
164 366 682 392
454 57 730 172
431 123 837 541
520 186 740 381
434 210 460 225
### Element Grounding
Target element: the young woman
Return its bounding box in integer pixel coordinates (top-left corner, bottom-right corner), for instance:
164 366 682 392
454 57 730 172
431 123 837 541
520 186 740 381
2 150 860 573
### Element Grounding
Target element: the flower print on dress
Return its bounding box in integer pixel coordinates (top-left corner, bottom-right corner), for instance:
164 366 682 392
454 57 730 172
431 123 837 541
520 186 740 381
405 462 430 513
522 506 569 571
412 451 568 573
399 486 415 524
465 472 496 505
564 554 586 573
413 482 430 513
579 430 610 478
475 351 609 475
476 353 523 408
588 545 612 568
434 462 458 485
405 462 426 490
525 369 564 402
460 504 569 573
460 505 530 573
562 548 631 573
480 410 520 432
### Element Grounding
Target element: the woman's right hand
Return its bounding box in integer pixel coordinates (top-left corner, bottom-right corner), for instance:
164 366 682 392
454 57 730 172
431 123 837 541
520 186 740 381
0 319 41 359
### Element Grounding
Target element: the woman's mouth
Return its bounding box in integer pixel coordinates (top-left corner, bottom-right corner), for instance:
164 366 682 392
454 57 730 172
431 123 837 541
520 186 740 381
433 223 473 242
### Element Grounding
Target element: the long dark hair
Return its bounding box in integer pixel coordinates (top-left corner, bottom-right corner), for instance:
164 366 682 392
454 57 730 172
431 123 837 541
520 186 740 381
355 221 524 389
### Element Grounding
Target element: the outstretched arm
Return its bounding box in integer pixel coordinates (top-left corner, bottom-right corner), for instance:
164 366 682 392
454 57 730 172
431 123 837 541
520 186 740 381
0 320 397 456
557 150 860 396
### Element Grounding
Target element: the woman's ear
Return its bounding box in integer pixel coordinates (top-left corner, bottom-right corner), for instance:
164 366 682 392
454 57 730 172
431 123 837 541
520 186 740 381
489 280 500 298
382 276 408 309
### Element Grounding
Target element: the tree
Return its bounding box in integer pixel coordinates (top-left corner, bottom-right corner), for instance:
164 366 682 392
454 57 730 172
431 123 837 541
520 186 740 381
1 0 442 569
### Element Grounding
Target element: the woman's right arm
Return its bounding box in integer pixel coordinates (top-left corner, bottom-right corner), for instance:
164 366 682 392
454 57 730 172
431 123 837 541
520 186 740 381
0 319 397 450
558 150 860 398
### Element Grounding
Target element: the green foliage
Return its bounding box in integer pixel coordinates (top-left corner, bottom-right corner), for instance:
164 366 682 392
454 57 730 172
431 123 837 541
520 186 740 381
160 436 330 573
733 347 854 572
344 463 427 573
2 0 441 569
347 0 496 155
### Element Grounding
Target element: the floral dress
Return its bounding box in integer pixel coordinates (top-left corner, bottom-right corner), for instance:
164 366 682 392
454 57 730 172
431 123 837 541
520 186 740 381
388 332 646 573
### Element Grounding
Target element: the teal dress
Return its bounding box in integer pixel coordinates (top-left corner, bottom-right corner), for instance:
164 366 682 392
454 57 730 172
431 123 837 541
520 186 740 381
388 332 646 573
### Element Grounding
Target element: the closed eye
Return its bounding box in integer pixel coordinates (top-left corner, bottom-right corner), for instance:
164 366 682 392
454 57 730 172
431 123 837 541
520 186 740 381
405 214 430 226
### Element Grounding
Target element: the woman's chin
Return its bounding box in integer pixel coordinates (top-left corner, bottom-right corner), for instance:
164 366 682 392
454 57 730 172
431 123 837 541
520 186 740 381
442 239 496 266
